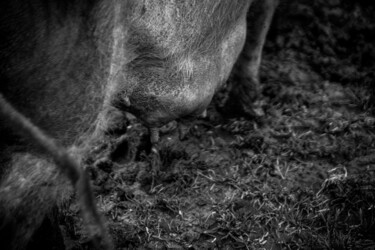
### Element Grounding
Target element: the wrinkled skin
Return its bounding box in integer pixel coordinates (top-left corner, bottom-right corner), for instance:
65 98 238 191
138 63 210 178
0 0 278 249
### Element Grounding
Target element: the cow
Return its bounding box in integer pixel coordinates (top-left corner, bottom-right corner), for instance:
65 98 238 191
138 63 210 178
0 0 278 249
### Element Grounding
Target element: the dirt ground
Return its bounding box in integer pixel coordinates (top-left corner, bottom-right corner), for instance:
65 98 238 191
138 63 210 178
59 1 375 249
59 56 375 249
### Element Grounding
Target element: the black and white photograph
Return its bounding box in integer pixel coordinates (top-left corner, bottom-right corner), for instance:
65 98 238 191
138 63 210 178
1 0 374 249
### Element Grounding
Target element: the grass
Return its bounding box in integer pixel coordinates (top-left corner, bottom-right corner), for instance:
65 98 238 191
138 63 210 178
59 49 375 249
59 1 375 248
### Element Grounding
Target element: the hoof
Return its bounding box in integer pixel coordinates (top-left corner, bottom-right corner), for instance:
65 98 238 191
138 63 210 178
223 75 264 119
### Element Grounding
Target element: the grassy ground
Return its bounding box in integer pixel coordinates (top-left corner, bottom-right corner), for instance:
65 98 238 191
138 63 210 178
61 51 375 249
62 1 375 249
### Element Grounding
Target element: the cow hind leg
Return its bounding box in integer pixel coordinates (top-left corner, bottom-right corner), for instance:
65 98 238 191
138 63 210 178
225 0 279 118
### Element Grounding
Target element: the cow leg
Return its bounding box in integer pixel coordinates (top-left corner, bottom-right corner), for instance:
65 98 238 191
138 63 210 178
227 0 279 118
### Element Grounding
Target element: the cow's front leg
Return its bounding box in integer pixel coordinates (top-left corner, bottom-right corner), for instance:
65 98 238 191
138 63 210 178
227 0 279 118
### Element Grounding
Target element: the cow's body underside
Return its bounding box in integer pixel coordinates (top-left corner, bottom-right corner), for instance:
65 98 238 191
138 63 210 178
0 0 278 248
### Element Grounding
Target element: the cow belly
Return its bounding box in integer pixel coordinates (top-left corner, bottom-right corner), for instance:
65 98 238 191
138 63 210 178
119 20 247 127
122 60 217 127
